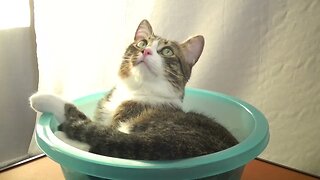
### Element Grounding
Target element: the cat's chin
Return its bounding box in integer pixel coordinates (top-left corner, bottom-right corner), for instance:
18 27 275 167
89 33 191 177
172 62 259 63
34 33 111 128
133 62 158 78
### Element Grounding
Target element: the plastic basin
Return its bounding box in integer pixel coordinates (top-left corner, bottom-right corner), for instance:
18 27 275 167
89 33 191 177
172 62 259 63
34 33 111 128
36 88 269 180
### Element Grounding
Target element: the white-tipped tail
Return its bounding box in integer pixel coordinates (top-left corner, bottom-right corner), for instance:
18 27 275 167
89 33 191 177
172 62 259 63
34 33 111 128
29 93 69 123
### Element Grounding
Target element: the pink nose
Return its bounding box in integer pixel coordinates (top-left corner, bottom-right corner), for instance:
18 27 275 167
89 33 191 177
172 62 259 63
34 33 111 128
143 48 152 56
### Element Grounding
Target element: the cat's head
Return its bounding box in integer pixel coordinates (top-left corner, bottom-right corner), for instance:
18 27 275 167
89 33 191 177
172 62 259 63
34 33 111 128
119 20 204 100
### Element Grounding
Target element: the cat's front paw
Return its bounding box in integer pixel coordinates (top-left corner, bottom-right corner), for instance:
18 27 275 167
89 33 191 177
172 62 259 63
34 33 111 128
29 93 68 123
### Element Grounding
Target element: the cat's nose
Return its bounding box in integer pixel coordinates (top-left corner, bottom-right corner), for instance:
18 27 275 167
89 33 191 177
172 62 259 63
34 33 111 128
143 48 153 56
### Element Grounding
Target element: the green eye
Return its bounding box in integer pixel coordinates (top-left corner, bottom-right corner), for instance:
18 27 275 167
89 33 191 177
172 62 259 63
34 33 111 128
161 48 174 56
137 40 147 48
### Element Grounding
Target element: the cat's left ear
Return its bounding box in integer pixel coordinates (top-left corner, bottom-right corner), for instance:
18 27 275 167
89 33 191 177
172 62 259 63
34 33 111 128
135 19 153 41
181 35 205 67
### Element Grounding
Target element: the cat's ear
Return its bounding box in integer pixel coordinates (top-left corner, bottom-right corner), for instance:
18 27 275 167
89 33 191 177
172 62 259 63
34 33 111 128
134 19 153 41
181 35 205 67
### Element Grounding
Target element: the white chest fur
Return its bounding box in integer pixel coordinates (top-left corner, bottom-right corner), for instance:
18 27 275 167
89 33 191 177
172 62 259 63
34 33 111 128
97 77 182 133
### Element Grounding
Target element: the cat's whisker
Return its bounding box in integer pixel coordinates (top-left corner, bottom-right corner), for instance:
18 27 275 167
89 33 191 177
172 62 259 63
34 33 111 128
123 54 139 62
123 56 132 60
165 69 179 78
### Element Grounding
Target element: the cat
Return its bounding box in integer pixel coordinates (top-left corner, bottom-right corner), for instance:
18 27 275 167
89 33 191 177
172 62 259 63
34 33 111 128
30 20 238 160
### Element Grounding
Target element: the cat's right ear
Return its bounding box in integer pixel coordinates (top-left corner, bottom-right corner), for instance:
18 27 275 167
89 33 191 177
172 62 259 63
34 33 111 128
134 19 153 41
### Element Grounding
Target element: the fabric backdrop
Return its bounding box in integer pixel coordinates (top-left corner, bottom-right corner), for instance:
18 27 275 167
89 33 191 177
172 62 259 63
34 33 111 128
31 0 320 176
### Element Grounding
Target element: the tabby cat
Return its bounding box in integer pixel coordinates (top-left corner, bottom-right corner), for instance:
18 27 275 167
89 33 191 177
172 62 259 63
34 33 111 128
30 20 238 160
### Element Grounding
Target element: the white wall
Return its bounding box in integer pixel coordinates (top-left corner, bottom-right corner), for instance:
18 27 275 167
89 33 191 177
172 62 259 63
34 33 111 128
33 0 320 176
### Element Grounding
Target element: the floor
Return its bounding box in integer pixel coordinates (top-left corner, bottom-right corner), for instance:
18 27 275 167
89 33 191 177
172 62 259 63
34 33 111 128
0 157 318 180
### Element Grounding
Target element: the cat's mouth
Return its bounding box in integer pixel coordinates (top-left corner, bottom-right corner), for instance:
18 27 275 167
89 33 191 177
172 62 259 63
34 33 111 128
133 57 157 76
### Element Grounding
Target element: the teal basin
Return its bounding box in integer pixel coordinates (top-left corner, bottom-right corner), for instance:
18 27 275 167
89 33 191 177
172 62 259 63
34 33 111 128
36 88 269 180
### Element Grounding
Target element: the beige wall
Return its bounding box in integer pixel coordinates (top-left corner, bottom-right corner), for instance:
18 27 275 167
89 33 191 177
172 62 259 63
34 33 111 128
186 1 320 175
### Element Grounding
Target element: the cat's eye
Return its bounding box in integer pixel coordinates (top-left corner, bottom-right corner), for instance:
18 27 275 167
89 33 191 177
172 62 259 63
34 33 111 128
136 40 147 48
161 47 174 56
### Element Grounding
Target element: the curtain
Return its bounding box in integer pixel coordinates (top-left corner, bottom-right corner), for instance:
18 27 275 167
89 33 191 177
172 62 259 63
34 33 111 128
31 0 320 176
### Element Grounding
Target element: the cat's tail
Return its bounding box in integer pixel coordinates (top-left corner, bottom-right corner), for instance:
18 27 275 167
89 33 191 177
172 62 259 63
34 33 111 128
29 93 70 123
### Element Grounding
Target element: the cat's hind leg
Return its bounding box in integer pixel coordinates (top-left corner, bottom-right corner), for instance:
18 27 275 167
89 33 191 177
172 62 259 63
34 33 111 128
58 103 93 142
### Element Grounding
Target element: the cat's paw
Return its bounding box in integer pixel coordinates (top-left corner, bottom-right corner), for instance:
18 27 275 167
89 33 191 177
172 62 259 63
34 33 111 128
29 93 69 123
